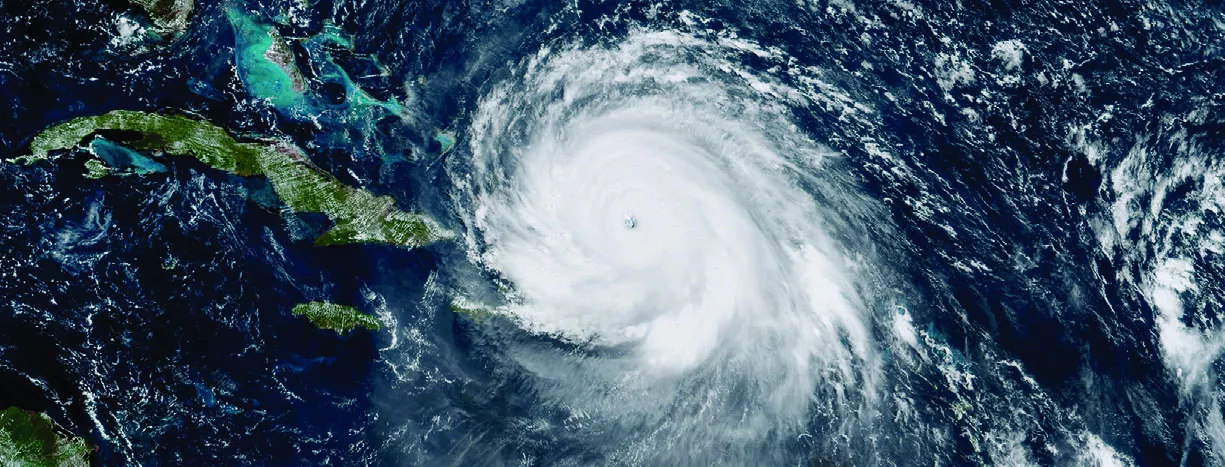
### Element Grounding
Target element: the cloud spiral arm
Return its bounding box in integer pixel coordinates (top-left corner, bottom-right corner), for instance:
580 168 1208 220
447 27 887 461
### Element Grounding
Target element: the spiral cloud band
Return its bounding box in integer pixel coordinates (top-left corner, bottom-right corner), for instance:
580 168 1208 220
449 26 884 459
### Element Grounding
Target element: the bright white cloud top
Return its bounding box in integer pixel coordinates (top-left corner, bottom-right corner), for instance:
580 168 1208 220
448 27 887 460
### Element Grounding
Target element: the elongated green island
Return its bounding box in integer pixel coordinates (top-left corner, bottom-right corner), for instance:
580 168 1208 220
22 110 453 249
292 302 381 333
450 296 496 322
0 407 91 466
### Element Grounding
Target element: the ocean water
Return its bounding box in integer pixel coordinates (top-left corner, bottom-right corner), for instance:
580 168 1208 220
2 0 1223 465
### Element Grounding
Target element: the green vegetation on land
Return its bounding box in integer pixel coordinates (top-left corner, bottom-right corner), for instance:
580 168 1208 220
450 296 504 323
292 302 381 333
83 159 109 179
0 407 90 467
127 0 194 37
21 110 453 249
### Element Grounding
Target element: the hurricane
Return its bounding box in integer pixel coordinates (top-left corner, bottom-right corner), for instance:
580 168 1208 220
5 0 1225 465
447 25 885 462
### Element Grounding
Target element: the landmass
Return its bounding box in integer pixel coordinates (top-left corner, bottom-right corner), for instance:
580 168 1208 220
450 296 506 323
0 407 91 466
226 8 308 108
450 299 490 321
292 302 381 333
226 9 402 118
126 0 194 38
20 110 453 249
224 8 458 163
83 159 109 180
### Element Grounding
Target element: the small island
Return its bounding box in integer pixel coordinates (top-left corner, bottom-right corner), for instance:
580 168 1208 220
450 296 514 324
21 110 453 249
0 407 91 466
292 302 381 334
448 297 489 321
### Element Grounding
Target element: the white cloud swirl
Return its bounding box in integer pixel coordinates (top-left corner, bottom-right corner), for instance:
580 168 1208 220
449 26 884 460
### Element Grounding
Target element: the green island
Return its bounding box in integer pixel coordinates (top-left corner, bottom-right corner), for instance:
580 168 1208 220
82 159 109 180
449 299 491 322
450 296 512 324
127 0 194 38
0 407 91 466
21 110 453 249
292 302 381 333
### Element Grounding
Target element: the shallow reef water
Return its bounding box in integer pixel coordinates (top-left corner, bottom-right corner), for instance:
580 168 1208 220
2 0 1224 465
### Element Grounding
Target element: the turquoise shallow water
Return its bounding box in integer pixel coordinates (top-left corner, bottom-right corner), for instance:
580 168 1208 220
1 0 1223 464
89 138 167 174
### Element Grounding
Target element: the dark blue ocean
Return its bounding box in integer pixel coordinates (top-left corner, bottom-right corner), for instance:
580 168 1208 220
2 0 1224 465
